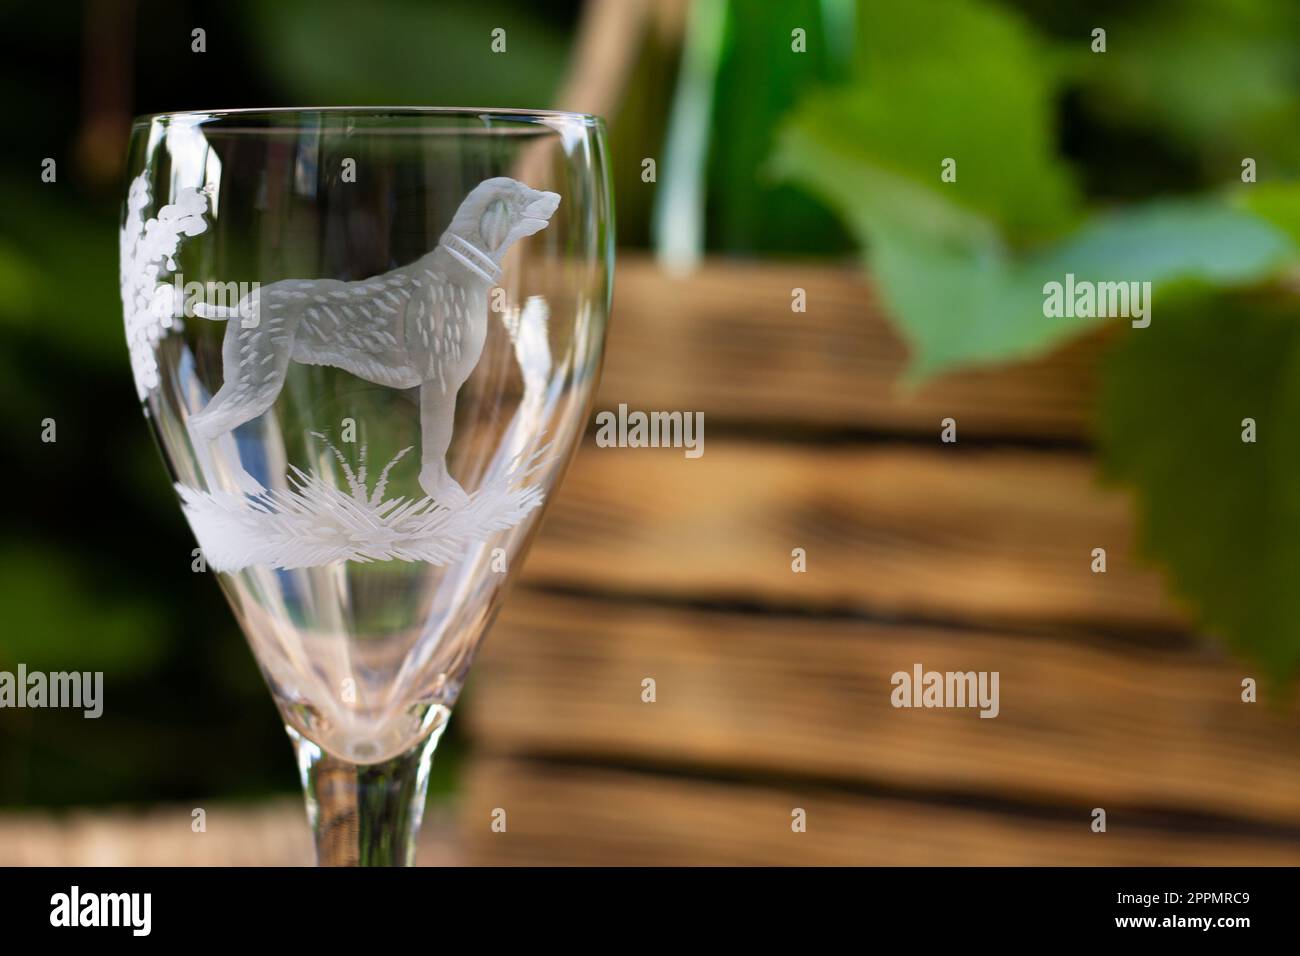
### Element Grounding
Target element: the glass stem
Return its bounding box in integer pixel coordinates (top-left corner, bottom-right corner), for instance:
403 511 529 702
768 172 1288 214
287 723 446 866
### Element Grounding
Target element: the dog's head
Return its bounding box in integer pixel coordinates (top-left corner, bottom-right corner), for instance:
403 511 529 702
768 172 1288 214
443 177 560 267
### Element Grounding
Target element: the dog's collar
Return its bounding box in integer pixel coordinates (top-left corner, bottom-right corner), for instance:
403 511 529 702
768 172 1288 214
439 234 501 284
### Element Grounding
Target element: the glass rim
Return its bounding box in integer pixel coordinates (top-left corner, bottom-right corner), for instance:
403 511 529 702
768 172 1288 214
131 105 605 128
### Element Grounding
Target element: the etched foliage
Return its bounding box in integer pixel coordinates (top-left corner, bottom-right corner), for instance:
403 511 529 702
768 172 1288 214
120 173 562 572
119 175 209 398
181 440 546 572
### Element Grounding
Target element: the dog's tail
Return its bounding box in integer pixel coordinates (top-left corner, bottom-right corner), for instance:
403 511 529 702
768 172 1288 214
193 291 261 327
191 301 238 320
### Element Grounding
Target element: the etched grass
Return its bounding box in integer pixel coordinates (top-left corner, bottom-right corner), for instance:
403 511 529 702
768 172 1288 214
179 443 545 572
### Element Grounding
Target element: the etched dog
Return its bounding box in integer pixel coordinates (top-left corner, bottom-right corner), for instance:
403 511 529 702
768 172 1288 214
190 178 560 504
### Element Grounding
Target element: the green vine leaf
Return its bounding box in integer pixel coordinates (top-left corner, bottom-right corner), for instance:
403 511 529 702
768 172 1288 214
772 0 1297 378
1098 295 1300 682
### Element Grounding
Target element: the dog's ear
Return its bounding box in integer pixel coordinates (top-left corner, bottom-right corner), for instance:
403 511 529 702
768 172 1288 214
479 199 511 250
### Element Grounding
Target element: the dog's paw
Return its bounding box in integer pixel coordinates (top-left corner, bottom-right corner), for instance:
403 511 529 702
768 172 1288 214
420 466 470 509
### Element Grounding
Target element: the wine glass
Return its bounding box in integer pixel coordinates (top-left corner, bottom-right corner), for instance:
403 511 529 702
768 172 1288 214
119 107 612 865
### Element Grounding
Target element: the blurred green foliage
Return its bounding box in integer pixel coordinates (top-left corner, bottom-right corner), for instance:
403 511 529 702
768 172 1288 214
772 0 1300 376
243 0 568 108
1099 294 1300 681
1062 0 1300 175
768 0 1300 681
782 0 1078 239
701 0 855 255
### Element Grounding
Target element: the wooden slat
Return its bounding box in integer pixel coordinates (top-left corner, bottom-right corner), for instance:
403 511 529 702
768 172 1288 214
523 441 1181 631
461 758 1300 865
601 255 1104 439
468 591 1300 827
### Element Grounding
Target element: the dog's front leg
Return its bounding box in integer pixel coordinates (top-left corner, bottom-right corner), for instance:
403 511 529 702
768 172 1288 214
418 383 468 506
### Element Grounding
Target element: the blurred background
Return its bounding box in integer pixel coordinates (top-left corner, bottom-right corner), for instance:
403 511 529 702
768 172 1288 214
4 0 1300 864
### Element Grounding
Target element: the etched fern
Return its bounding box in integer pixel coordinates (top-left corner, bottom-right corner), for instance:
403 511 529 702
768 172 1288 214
119 173 210 398
179 442 546 572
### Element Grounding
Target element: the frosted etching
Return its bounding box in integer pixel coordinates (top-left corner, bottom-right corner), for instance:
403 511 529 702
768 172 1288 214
179 439 546 571
124 176 563 572
189 177 560 504
120 175 210 398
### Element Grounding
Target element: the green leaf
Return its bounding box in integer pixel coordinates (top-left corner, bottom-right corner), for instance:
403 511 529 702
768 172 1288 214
1098 295 1300 682
778 0 1077 238
772 0 1298 377
1236 181 1300 245
777 113 1295 375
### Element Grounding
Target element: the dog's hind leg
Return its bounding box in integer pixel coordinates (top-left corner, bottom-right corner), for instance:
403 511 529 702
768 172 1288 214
190 302 301 442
